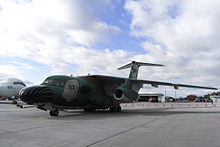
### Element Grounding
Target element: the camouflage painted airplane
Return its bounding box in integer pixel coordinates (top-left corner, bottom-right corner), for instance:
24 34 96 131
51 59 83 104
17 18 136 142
19 61 217 116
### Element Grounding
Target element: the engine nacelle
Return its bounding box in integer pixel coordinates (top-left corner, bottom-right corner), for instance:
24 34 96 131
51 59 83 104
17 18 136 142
113 87 138 102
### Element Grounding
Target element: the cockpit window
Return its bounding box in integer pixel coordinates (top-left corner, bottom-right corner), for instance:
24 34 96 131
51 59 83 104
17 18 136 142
13 82 26 87
43 79 65 87
43 80 53 85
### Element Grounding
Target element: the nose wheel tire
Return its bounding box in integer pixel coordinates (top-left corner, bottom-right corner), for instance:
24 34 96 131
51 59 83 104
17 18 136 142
49 109 59 116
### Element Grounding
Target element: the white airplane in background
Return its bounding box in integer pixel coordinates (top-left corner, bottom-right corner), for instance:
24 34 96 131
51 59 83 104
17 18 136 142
0 78 26 100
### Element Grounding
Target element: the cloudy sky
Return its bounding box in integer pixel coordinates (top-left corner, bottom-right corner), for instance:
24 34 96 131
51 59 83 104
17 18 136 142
0 0 219 97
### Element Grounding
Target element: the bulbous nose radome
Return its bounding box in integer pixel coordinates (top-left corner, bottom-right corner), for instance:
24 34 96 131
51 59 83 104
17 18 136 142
19 85 53 104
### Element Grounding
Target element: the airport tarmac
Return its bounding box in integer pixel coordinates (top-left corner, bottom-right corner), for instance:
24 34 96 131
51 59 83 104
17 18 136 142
1 103 220 147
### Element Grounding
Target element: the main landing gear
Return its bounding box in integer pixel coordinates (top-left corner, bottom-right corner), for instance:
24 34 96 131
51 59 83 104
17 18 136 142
48 106 121 116
109 105 121 112
49 109 59 116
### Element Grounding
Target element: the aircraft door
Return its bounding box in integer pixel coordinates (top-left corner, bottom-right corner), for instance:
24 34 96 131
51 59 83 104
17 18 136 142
62 79 79 102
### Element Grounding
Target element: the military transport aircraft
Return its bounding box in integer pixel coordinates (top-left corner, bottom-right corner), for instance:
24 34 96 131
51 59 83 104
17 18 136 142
19 61 217 116
0 78 26 100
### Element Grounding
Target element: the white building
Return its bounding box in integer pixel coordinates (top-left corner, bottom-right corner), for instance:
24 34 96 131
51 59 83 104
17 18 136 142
210 95 220 103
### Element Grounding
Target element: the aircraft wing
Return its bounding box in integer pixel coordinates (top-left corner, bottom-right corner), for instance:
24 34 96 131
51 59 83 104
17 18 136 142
134 79 217 90
90 75 217 90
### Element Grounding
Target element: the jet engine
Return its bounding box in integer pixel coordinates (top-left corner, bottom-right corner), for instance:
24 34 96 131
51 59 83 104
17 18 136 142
113 80 139 102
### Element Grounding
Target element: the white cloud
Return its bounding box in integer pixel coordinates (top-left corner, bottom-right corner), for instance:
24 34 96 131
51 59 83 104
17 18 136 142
0 0 120 74
62 47 132 76
0 62 36 85
0 65 22 78
125 0 220 92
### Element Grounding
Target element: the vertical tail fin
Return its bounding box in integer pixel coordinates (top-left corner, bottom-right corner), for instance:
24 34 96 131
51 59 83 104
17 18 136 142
117 61 164 79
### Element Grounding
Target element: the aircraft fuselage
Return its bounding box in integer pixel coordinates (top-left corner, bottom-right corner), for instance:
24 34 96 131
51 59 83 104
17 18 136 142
0 78 26 99
20 75 119 110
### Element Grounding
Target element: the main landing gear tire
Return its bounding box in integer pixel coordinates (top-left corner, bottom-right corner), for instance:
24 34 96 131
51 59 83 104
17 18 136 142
109 106 121 112
49 109 59 117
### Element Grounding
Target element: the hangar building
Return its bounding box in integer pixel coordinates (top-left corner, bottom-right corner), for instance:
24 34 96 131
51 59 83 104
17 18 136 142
139 93 164 102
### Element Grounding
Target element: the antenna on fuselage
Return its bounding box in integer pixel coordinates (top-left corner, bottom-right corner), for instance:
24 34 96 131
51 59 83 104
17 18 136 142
117 61 164 79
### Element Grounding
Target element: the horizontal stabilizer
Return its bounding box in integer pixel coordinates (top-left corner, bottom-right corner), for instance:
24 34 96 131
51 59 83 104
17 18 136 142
118 61 164 70
118 61 164 79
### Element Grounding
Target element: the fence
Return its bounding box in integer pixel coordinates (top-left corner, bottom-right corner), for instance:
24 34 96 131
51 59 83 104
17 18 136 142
120 102 220 108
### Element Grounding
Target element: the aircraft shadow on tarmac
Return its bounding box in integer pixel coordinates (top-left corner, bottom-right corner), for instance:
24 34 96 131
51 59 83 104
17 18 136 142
45 108 220 121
